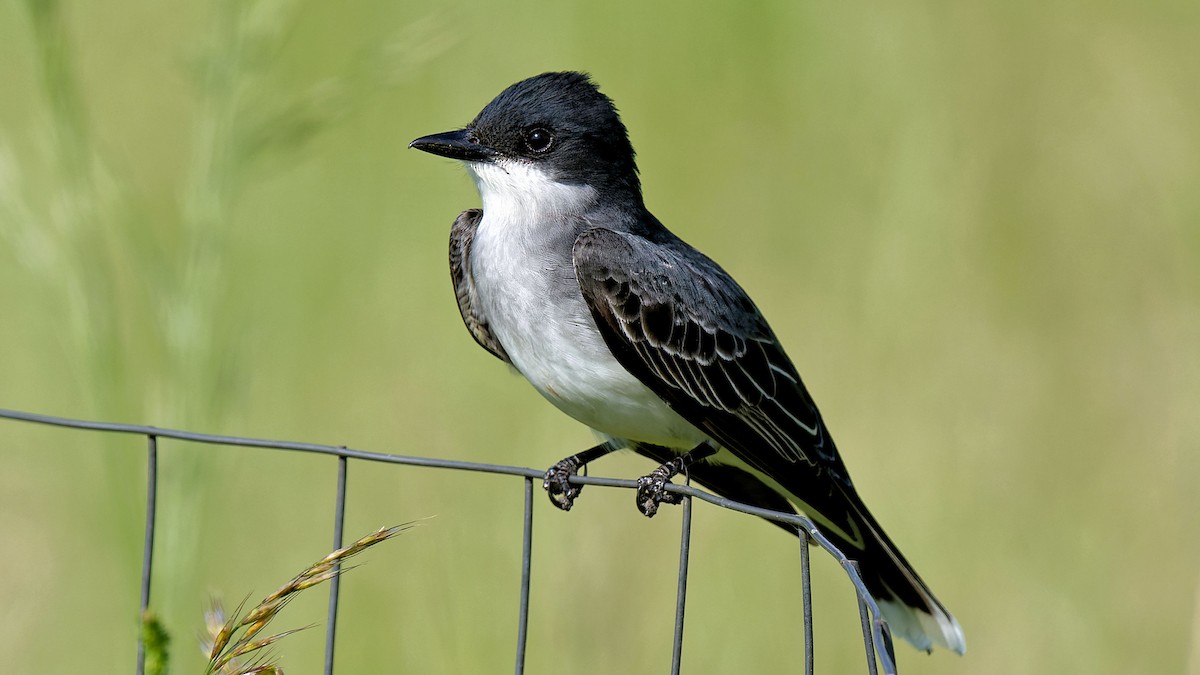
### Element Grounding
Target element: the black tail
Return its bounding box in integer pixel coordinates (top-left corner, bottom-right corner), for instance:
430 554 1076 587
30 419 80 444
836 487 966 654
643 449 965 654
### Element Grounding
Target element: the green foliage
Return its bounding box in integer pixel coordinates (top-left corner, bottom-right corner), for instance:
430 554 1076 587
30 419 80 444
142 611 171 675
0 0 1197 674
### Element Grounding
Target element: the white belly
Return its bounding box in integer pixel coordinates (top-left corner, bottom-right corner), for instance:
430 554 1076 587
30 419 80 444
469 217 706 449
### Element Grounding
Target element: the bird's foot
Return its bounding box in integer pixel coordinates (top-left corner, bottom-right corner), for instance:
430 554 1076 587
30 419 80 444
543 456 587 511
543 442 620 511
635 443 718 517
636 459 687 517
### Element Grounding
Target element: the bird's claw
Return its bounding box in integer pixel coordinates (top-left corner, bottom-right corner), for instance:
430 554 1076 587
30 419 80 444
543 459 585 511
636 465 684 517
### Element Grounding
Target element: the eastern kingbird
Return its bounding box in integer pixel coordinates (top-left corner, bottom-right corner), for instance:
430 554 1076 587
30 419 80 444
410 71 965 655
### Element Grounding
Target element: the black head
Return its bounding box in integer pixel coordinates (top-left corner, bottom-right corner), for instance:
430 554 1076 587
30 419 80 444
411 72 641 201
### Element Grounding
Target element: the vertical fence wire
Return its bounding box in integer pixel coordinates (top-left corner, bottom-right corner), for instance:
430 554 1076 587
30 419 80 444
324 455 349 675
0 408 902 674
852 561 881 675
670 495 693 675
880 621 897 671
799 527 814 675
136 434 158 675
515 477 534 675
805 522 898 675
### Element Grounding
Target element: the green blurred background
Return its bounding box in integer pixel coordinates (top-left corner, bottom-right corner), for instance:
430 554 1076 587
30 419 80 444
1 0 1198 672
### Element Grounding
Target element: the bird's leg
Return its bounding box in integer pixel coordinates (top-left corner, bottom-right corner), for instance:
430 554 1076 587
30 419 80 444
543 442 618 511
636 442 718 517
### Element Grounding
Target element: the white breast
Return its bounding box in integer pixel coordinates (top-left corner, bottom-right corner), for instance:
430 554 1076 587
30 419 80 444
465 160 707 449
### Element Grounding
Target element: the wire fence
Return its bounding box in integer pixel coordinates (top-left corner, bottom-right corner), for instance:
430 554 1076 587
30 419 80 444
0 407 898 675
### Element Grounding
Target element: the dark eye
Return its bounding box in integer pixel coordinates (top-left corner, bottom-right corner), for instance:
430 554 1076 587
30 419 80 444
525 127 554 153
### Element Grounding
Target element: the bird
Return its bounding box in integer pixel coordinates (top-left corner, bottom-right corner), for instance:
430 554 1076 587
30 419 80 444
409 71 965 656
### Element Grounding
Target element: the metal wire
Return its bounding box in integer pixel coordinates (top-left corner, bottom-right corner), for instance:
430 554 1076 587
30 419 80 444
515 477 533 675
799 528 814 675
0 407 898 675
670 494 693 675
325 455 348 675
852 561 880 675
136 434 157 675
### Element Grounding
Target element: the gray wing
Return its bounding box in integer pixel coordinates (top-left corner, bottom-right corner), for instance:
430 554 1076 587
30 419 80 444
577 228 968 648
450 209 510 364
573 227 844 477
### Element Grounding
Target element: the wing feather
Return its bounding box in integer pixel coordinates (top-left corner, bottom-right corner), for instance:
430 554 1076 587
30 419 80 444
573 227 838 472
449 209 511 364
574 227 963 652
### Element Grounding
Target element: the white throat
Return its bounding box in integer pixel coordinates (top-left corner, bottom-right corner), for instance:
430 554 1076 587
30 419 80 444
466 159 597 225
458 157 706 449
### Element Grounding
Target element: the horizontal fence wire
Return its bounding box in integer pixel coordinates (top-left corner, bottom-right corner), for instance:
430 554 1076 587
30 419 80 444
0 407 897 674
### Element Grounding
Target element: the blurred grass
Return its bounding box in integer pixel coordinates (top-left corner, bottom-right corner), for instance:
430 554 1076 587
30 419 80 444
0 0 1198 673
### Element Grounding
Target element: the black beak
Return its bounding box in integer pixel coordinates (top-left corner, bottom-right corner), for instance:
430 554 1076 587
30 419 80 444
409 129 496 162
